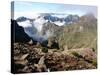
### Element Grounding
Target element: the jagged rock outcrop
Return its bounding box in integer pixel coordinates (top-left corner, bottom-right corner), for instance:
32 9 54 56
47 36 59 49
13 43 46 73
11 19 32 43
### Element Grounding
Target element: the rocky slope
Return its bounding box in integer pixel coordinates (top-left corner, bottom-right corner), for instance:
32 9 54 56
13 43 97 73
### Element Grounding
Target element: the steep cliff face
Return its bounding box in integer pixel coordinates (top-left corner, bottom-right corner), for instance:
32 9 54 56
11 19 31 43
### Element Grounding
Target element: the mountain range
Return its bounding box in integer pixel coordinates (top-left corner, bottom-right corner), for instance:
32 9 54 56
16 13 79 26
14 13 97 50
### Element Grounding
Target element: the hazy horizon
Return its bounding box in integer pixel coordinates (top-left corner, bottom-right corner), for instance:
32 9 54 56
11 1 97 19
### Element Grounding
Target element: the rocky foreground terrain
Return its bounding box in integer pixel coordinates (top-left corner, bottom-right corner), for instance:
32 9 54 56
13 42 97 73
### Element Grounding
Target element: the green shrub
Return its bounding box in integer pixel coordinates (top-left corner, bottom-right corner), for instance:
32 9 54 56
71 51 82 58
92 60 97 67
92 48 95 52
42 47 48 53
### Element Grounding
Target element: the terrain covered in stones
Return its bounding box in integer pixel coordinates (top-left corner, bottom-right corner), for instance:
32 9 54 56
13 43 97 73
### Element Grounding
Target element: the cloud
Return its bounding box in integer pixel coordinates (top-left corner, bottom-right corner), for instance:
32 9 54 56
14 12 39 19
33 17 47 32
17 20 32 27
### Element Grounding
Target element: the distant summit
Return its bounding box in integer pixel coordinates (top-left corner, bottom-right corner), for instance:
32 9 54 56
16 13 79 26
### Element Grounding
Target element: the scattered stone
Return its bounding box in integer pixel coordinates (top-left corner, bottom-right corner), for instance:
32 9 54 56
13 43 97 73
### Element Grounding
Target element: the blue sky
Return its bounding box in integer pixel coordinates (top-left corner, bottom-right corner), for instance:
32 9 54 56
13 1 97 18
